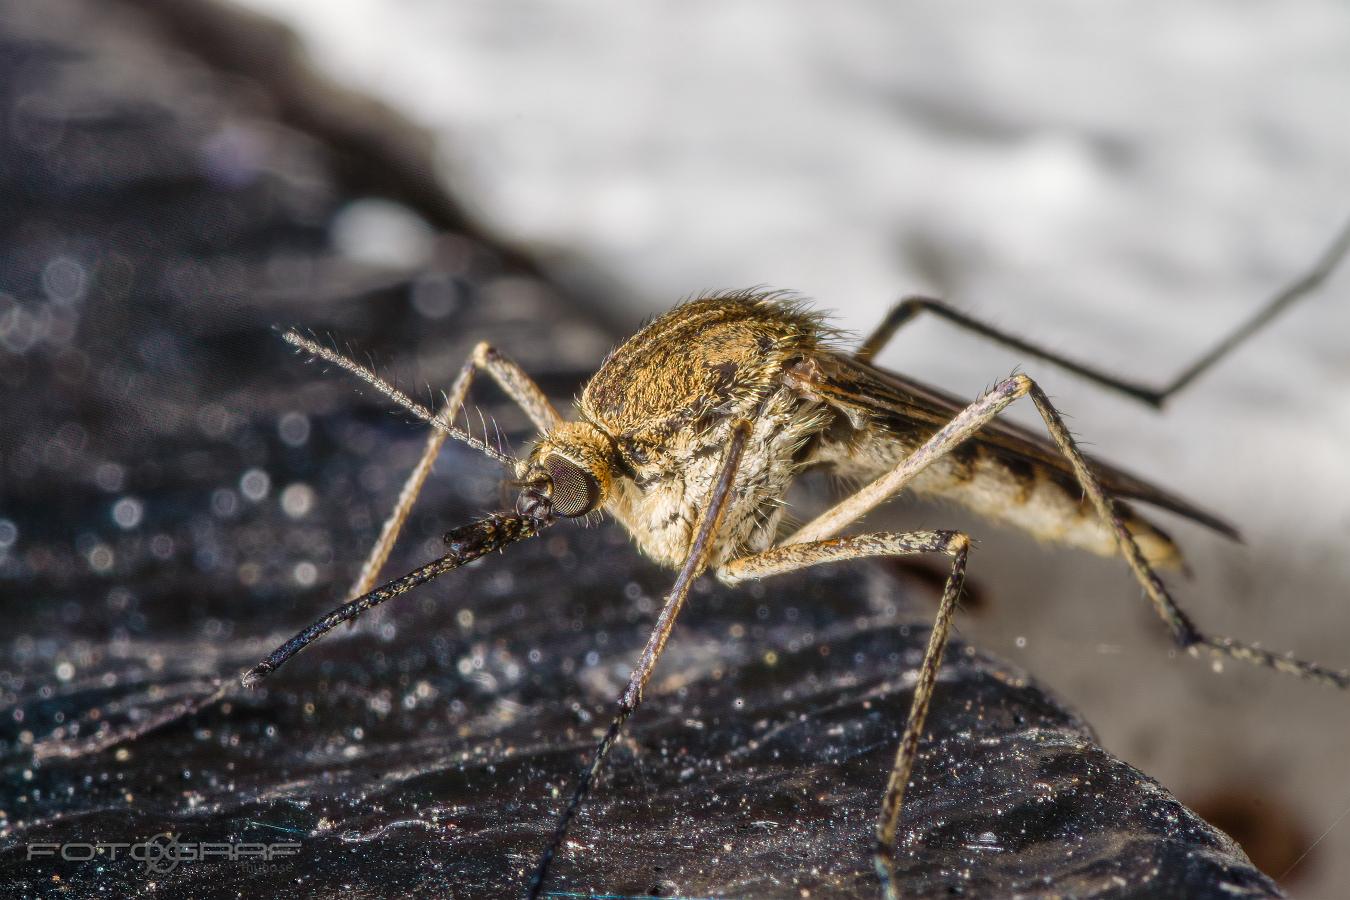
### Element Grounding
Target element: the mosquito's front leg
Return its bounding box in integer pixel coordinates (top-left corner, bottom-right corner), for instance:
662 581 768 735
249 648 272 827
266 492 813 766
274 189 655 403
526 421 752 900
346 341 562 600
33 340 566 761
717 530 970 899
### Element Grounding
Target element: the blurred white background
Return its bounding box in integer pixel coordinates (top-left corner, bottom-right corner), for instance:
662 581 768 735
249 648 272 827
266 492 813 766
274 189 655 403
234 1 1350 894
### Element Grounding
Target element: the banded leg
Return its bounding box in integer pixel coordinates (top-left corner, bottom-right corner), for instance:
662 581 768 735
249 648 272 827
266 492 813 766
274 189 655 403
789 373 1349 688
58 516 553 762
526 421 752 900
32 339 565 761
858 214 1350 406
857 295 1161 405
718 531 970 898
345 340 563 601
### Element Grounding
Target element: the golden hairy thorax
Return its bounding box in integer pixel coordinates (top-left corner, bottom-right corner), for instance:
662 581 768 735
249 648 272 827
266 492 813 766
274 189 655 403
579 290 827 447
534 290 1185 574
569 292 835 569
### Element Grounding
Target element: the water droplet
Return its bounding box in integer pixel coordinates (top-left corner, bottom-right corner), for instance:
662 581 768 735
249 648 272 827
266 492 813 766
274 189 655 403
211 488 239 518
239 468 270 502
94 462 126 492
87 544 114 573
111 496 143 530
42 256 89 304
293 561 318 587
280 483 314 519
277 411 310 447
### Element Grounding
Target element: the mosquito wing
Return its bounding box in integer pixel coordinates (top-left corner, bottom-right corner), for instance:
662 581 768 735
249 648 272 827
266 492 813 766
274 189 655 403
794 351 1240 540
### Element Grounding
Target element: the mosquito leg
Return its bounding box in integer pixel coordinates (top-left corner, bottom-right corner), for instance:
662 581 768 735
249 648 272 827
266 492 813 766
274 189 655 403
858 214 1350 406
791 373 1350 688
242 512 551 688
525 421 751 900
30 512 552 763
856 295 1161 405
345 340 564 601
1017 378 1350 688
719 530 969 899
34 340 565 762
788 375 1032 546
283 332 562 602
344 358 472 604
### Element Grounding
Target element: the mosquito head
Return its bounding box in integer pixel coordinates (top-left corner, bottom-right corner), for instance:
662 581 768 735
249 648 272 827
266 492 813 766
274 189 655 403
517 421 617 519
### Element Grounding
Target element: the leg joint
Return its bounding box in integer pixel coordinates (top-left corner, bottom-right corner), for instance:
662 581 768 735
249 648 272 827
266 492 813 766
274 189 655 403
1168 613 1203 650
999 372 1034 397
469 340 496 365
894 294 939 317
936 530 970 557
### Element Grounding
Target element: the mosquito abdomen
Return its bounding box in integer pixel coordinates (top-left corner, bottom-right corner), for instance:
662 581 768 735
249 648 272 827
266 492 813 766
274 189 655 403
915 442 1184 569
819 429 1183 569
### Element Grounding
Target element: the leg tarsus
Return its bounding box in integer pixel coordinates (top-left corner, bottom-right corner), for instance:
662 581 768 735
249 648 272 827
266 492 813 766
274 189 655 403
860 215 1350 407
793 367 1347 697
719 528 970 897
875 533 968 872
858 295 1162 404
874 837 901 900
1019 377 1350 690
525 421 752 899
31 340 565 761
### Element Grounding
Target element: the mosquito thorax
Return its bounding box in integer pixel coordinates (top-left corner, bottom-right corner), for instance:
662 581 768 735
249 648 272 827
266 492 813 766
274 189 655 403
518 421 616 519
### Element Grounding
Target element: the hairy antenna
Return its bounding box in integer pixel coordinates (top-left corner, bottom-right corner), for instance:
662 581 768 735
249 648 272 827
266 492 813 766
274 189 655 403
282 331 516 468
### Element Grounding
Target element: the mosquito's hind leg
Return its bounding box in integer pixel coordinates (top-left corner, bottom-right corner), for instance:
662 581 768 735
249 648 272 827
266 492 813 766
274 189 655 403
780 373 1346 894
718 530 970 899
856 295 1162 405
858 215 1350 407
792 372 1349 688
346 341 563 600
1015 376 1350 688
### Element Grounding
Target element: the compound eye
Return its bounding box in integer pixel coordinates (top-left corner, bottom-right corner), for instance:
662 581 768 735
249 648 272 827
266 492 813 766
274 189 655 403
544 454 599 517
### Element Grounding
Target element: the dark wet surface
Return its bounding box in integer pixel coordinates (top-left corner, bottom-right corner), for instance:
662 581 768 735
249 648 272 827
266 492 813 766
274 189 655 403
0 2 1281 897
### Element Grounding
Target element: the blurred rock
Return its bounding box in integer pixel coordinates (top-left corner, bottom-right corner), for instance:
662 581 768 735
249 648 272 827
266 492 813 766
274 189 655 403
0 1 1281 897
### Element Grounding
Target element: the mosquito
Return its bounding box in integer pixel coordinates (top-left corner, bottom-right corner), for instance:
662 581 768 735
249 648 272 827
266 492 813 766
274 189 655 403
37 218 1350 897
